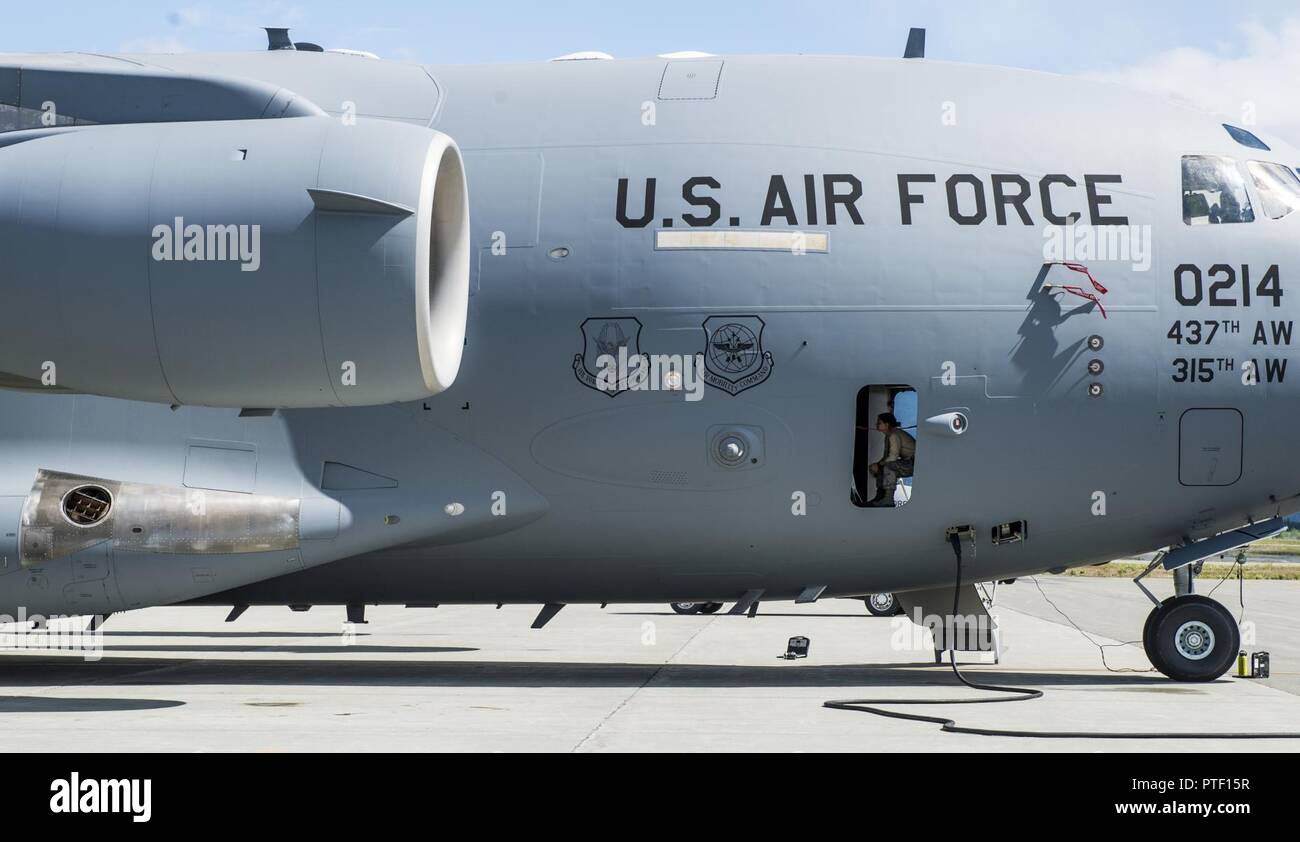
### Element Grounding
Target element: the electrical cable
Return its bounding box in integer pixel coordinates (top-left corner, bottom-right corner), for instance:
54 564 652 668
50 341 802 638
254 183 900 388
824 533 1300 739
1028 576 1151 673
1206 552 1249 627
1240 562 1247 625
1207 556 1239 598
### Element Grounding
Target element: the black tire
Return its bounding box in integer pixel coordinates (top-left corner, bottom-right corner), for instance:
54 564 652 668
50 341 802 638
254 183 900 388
865 593 898 617
699 603 724 615
671 603 703 615
1146 595 1239 682
1142 599 1172 676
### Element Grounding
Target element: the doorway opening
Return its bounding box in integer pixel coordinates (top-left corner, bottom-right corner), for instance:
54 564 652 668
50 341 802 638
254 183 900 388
851 385 918 508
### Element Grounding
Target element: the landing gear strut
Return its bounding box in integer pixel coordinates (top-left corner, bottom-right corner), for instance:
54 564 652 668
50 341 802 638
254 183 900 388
1137 556 1239 682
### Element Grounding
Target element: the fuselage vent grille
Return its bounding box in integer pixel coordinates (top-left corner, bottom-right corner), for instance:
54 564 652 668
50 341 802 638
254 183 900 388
649 470 689 486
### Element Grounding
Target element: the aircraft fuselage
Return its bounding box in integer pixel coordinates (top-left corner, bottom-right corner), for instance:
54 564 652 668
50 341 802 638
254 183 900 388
1 52 1298 614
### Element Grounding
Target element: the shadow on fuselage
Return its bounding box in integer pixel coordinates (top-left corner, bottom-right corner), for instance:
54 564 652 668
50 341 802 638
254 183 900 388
1011 265 1097 397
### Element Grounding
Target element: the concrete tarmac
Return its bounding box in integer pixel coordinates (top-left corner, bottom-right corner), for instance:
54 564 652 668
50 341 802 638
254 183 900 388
0 583 1298 752
998 575 1300 696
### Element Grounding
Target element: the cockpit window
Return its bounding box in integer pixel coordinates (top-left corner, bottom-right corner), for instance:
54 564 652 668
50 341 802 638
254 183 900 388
1246 161 1300 220
1223 124 1271 151
1182 156 1255 225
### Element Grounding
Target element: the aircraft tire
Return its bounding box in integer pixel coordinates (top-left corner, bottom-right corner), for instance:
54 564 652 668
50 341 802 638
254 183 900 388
671 603 704 615
1146 596 1239 682
699 603 724 615
865 593 899 617
1141 599 1172 675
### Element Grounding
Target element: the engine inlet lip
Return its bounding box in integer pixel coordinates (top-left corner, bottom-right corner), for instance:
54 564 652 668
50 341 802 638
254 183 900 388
58 484 114 528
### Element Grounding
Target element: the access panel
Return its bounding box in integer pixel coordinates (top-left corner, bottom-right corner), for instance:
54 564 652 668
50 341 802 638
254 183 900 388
1179 408 1243 487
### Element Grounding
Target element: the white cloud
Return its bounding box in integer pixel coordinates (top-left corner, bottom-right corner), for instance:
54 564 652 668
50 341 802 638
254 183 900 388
1084 18 1300 147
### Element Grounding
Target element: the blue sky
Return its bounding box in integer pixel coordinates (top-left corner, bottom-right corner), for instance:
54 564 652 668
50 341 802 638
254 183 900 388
0 0 1295 70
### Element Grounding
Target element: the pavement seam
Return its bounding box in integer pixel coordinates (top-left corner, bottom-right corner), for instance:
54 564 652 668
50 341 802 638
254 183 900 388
569 614 716 753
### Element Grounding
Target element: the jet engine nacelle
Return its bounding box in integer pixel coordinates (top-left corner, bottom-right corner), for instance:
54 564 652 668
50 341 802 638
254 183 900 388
0 116 470 408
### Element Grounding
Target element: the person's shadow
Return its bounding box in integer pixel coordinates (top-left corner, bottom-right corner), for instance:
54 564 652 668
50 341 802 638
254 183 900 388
1010 265 1097 397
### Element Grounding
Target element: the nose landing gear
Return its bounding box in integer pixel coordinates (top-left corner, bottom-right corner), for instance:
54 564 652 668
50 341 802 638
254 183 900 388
1142 594 1239 682
1133 518 1285 680
1136 553 1239 682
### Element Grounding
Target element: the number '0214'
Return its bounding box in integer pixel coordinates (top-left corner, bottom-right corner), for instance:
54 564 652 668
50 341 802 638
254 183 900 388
1174 264 1283 308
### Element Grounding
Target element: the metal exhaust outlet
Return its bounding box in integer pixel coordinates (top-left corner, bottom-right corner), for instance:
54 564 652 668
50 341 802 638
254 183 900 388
19 470 302 568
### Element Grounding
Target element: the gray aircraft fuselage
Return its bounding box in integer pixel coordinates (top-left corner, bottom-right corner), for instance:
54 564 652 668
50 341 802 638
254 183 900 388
1 50 1298 616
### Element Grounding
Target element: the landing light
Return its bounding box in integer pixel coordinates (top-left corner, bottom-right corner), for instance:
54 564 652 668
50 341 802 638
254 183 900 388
717 436 747 464
925 413 969 437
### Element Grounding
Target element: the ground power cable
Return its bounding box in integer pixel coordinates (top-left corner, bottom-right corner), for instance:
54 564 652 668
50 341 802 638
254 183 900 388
1206 551 1247 627
1028 576 1151 674
824 534 1300 739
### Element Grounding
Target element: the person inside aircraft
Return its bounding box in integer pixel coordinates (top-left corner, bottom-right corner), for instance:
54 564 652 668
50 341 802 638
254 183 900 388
1182 155 1255 225
1183 191 1209 221
865 413 916 508
1217 188 1243 223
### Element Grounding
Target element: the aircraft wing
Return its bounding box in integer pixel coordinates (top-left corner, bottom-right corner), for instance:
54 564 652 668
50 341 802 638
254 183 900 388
0 51 325 130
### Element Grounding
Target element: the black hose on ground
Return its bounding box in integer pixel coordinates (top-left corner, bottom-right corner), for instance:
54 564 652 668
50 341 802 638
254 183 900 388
823 533 1300 739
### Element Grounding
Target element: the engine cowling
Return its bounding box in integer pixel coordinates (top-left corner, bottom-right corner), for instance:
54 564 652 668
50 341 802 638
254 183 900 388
0 116 469 408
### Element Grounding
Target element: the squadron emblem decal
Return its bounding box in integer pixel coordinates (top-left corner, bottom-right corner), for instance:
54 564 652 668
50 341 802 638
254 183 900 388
574 318 650 397
702 316 774 396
